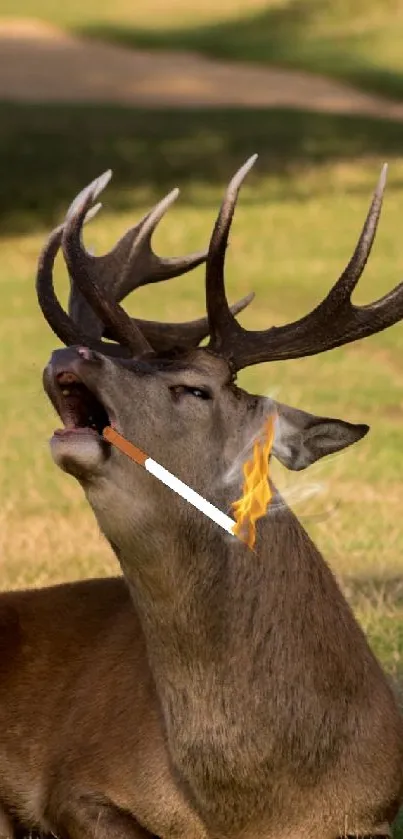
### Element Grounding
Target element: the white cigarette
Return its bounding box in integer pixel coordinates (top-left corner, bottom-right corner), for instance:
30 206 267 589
145 458 236 534
103 427 237 537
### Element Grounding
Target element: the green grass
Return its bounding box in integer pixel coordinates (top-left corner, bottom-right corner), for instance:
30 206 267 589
2 101 403 833
4 0 403 101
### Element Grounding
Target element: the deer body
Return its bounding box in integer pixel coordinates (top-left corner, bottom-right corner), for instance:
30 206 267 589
0 576 208 839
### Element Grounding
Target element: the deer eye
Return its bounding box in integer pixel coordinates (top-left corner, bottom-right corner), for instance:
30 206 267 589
170 385 212 401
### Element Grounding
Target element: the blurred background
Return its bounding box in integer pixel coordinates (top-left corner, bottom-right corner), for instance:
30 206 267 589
2 0 403 767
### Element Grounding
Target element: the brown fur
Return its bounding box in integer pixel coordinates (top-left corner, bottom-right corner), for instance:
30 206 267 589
0 577 206 839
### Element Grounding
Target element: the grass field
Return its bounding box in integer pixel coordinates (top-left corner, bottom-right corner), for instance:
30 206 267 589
4 0 403 101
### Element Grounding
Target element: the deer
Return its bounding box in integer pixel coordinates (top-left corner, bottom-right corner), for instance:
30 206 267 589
2 157 403 839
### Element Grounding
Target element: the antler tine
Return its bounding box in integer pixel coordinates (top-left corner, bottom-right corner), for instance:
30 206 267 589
115 187 207 301
316 163 388 311
37 225 83 347
65 171 113 340
206 155 258 354
36 222 133 358
104 292 255 351
206 161 403 372
62 185 152 355
66 170 112 219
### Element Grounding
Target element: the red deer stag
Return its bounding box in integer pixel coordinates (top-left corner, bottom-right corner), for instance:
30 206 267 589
2 160 403 839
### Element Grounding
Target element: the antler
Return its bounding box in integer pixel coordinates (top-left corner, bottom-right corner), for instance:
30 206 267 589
36 172 253 356
206 156 403 371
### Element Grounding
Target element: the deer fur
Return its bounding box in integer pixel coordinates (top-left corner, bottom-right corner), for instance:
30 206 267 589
0 576 207 839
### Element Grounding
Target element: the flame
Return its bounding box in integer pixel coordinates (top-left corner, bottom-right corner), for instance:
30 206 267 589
231 415 276 550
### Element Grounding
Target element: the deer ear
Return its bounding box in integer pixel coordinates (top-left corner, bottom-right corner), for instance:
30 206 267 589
271 401 369 471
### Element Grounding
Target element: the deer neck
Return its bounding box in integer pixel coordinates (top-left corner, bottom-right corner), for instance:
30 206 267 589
87 478 377 832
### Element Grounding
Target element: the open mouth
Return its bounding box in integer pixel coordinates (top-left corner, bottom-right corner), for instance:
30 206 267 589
53 371 112 437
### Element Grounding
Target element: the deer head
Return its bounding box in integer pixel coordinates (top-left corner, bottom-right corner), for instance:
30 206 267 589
39 156 401 549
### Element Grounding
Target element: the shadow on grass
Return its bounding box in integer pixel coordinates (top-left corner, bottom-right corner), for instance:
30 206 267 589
78 0 403 102
2 102 403 236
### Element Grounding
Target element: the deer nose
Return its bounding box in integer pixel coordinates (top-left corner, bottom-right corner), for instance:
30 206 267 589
76 346 93 361
47 346 100 377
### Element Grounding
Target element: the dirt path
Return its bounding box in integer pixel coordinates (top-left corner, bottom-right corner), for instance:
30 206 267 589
1 17 403 120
